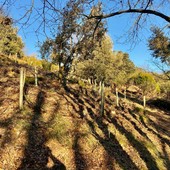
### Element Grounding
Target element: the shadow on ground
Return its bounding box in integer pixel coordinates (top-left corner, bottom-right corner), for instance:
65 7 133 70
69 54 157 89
65 86 169 170
18 91 66 170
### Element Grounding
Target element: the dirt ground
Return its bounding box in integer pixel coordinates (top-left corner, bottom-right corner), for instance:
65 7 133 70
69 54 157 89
0 58 170 170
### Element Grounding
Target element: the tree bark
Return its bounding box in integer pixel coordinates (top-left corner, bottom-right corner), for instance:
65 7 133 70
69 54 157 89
89 9 170 23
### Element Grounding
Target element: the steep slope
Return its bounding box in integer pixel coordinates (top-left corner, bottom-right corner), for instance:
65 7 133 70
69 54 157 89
0 56 170 170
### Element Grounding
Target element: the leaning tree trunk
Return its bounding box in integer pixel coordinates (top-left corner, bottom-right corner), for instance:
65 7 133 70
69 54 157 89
19 67 26 109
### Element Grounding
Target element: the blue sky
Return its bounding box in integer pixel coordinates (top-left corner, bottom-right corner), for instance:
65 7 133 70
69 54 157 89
6 0 169 72
106 12 169 72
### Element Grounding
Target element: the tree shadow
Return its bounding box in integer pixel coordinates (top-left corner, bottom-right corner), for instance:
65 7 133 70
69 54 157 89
105 154 114 170
0 109 24 149
85 116 139 170
118 110 151 141
162 142 170 169
0 117 13 148
65 86 168 170
18 91 66 170
141 114 170 146
148 99 170 112
73 134 87 170
106 111 159 170
119 92 143 106
66 88 139 169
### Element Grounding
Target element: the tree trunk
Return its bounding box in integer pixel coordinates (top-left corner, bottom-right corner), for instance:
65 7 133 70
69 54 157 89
62 73 67 89
19 67 25 109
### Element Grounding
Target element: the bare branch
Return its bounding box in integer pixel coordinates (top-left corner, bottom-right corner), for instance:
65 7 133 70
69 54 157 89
151 59 170 80
92 18 101 38
89 8 170 23
16 0 34 23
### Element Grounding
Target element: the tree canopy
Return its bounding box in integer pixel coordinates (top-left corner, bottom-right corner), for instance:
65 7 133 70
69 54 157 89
1 0 169 37
73 34 135 85
148 27 170 65
129 72 159 95
0 12 24 57
40 2 107 85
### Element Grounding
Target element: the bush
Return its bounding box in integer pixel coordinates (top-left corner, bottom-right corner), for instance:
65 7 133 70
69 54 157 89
133 106 144 114
42 60 52 71
78 80 86 88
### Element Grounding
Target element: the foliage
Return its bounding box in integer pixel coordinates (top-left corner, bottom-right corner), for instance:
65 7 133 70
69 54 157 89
41 59 52 71
112 51 135 87
73 35 135 87
21 56 43 68
76 2 107 61
73 35 114 83
39 39 54 62
40 2 106 86
0 13 24 57
160 81 170 93
78 79 86 88
130 72 159 95
148 27 170 65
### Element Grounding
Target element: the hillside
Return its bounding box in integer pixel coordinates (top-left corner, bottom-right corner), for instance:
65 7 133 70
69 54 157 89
0 56 170 170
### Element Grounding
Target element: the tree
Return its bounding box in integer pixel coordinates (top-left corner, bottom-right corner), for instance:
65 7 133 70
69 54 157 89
76 2 107 61
148 27 170 80
0 12 24 57
112 51 136 102
74 36 136 85
130 72 159 108
40 2 106 87
84 0 170 41
148 27 170 65
40 39 54 62
74 35 114 83
39 0 83 86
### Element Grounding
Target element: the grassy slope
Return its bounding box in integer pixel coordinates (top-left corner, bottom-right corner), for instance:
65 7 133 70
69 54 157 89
0 56 170 170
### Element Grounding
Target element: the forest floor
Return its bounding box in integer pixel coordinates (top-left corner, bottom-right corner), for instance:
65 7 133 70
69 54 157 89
0 56 170 170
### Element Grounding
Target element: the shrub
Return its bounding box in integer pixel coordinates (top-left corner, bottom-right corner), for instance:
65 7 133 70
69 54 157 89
42 60 52 71
78 80 86 88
